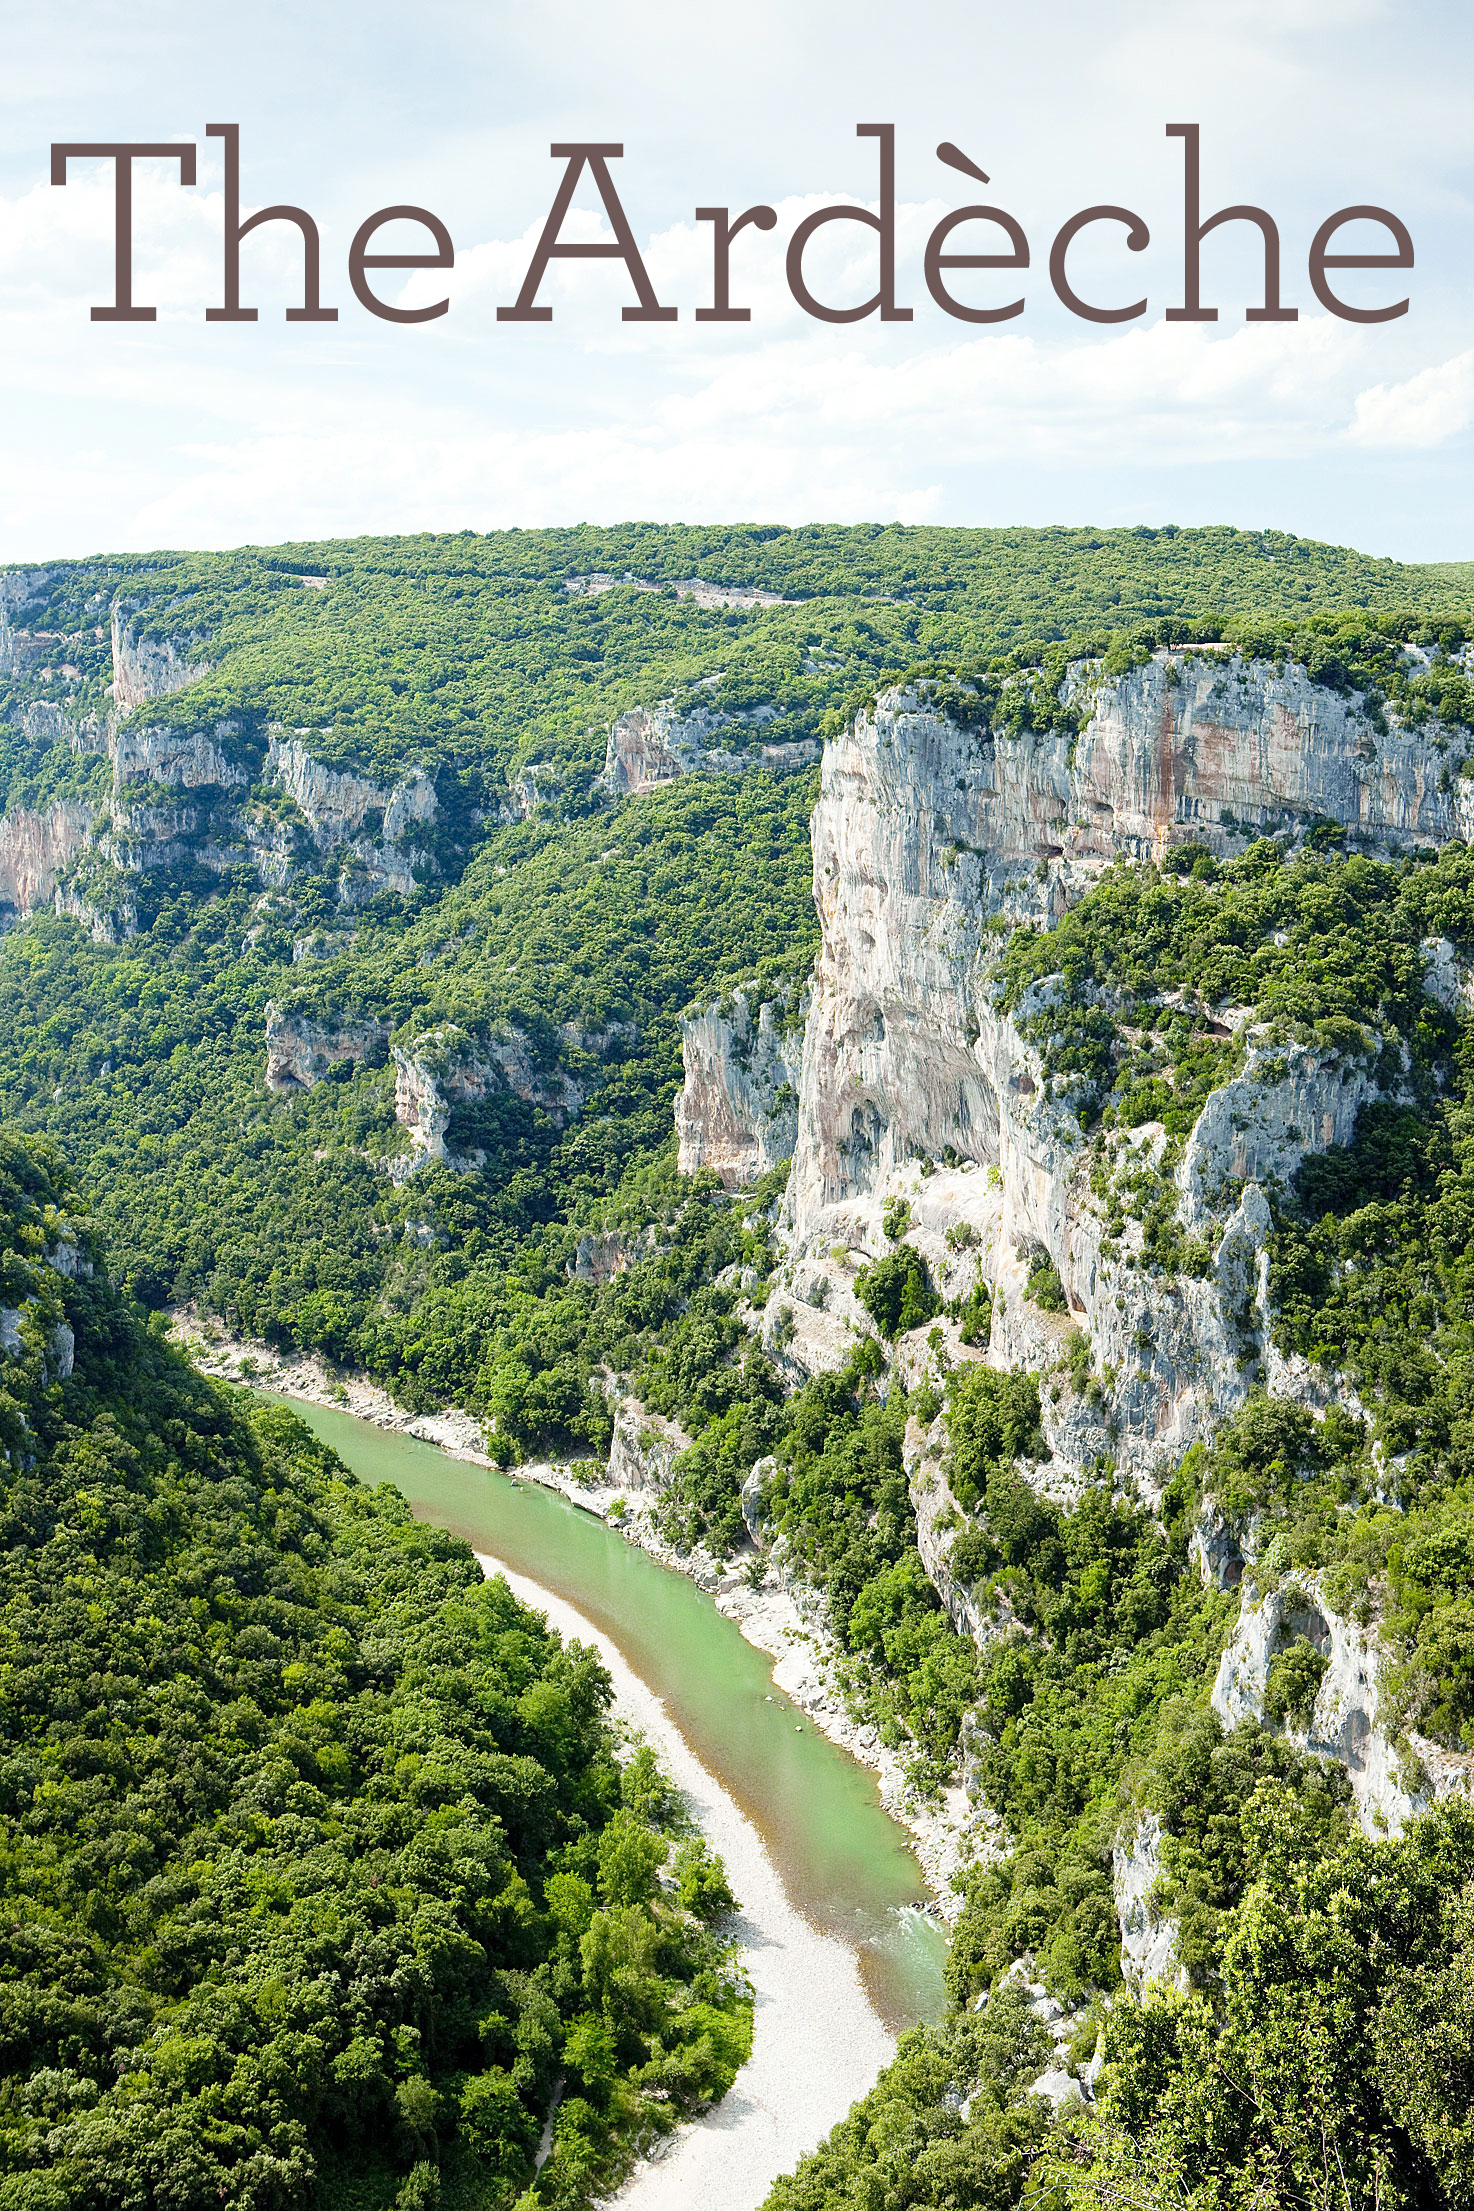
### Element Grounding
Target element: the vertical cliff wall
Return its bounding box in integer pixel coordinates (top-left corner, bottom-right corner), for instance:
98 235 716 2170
675 986 808 1188
669 649 1469 1497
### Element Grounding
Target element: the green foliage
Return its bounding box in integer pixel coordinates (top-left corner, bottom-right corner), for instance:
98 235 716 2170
944 1364 1045 1514
0 1131 749 2209
1264 1634 1331 1726
13 533 1474 2211
1024 1257 1066 1313
1000 842 1436 1134
1054 1796 1474 2211
855 1247 942 1339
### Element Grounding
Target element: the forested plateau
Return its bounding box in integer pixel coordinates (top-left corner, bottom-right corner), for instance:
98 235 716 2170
2 521 1474 2211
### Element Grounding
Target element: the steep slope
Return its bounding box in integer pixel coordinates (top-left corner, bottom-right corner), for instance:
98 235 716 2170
677 635 1474 1940
0 1130 748 2211
3 526 1474 2210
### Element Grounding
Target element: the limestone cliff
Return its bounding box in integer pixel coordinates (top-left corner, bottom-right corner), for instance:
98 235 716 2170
1210 1574 1474 1834
665 647 1474 1853
109 605 210 715
0 595 440 928
769 661 1452 1485
391 1024 586 1173
602 697 818 797
263 738 436 897
264 1005 390 1091
675 985 807 1187
0 803 95 924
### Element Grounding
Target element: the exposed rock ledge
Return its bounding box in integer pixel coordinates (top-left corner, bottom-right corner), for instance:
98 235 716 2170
1211 1574 1474 1836
603 698 818 798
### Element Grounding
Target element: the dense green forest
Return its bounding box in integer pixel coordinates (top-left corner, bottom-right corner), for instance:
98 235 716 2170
4 523 1474 2209
0 1132 748 2211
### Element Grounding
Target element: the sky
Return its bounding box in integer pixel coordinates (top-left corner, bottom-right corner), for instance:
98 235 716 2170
1 0 1471 564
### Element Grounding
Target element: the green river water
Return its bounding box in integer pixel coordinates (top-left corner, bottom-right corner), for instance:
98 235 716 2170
268 1395 947 2031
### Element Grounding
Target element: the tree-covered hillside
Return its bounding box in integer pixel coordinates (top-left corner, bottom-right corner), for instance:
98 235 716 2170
2 526 1471 1446
7 521 1471 801
0 1132 748 2211
5 525 1474 2211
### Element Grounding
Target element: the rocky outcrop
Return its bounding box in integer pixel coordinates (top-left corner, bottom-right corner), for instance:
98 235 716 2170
1112 1814 1181 1988
785 660 1453 1246
904 1411 995 1643
675 985 807 1187
1072 651 1474 855
263 737 436 895
111 719 247 793
1210 1575 1474 1835
606 1396 693 1496
392 1024 585 1171
21 699 105 750
1188 1495 1246 1590
770 662 1456 1484
1179 1029 1382 1226
110 606 209 715
264 1005 390 1091
568 1229 659 1285
501 762 567 820
0 803 95 922
1421 934 1474 1016
603 698 817 797
564 574 795 609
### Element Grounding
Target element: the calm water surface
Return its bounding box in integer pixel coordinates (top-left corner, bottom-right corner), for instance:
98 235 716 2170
267 1394 947 2031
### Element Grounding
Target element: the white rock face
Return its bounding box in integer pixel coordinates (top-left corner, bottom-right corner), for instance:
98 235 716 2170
1211 1575 1474 1834
0 803 95 922
1112 1812 1181 1988
904 1410 997 1643
1422 934 1474 1016
263 737 436 895
1189 1494 1245 1590
675 987 807 1188
0 632 439 929
606 1396 693 1495
1178 1031 1382 1228
762 666 1453 1482
111 719 248 796
110 607 209 715
391 1024 586 1171
788 657 1461 1230
602 698 816 797
264 1005 389 1091
568 1230 646 1285
565 573 795 609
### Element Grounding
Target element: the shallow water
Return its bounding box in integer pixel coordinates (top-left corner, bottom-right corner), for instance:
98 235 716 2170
267 1394 947 2030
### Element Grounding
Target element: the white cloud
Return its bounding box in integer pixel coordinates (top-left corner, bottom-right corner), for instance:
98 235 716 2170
1349 351 1474 449
0 0 1471 558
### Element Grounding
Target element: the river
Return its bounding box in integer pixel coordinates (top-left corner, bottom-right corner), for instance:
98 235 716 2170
268 1394 947 2030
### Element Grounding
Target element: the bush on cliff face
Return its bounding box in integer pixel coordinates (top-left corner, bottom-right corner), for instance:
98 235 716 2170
855 1246 942 1339
0 1131 748 2211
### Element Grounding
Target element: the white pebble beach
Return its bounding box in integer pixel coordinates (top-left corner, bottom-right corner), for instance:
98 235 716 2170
475 1551 897 2211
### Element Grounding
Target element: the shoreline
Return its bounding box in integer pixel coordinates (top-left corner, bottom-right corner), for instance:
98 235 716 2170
170 1315 985 1915
474 1548 896 2211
